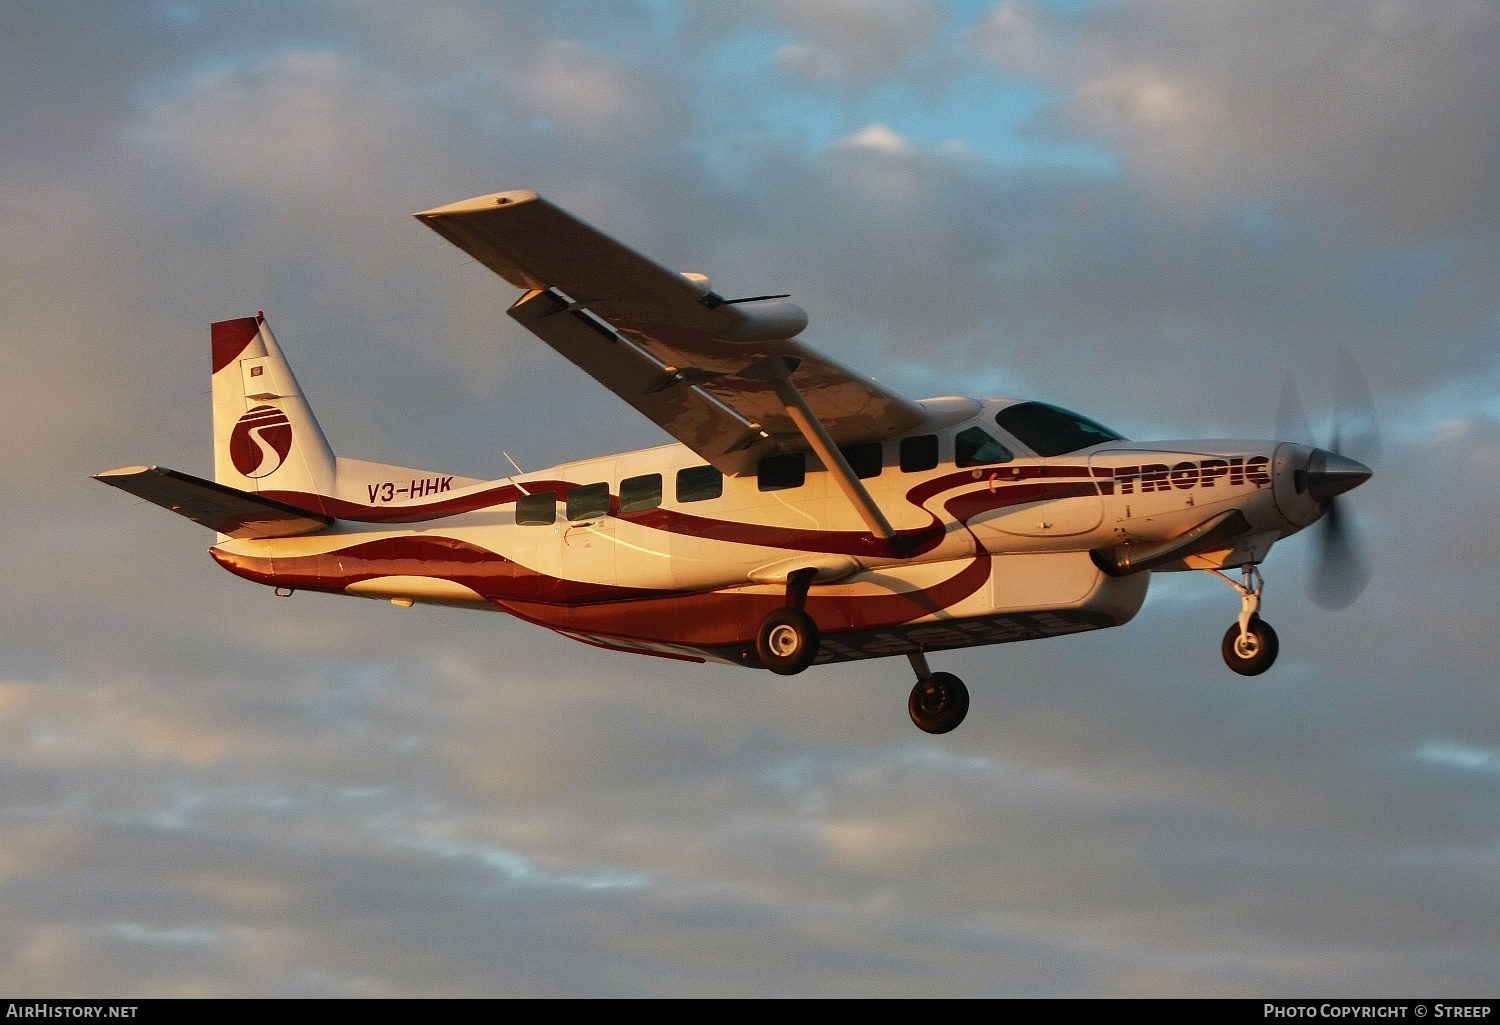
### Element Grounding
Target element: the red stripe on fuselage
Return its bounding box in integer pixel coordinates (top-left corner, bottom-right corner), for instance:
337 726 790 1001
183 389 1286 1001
259 482 950 556
258 464 1099 562
944 480 1099 522
259 481 565 523
212 533 993 649
489 551 993 649
210 535 668 604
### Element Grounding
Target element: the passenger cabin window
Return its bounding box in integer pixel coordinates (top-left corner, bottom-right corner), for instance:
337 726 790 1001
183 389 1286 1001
618 473 662 514
566 482 610 521
839 442 883 479
676 465 723 503
955 426 1014 467
900 434 939 472
994 401 1125 457
758 452 805 492
515 490 556 526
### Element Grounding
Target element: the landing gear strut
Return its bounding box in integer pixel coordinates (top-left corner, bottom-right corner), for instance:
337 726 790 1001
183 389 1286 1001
1211 564 1280 676
906 650 969 734
756 568 820 676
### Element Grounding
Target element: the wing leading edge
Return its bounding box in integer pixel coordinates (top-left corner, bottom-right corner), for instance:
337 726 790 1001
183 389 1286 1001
416 190 926 475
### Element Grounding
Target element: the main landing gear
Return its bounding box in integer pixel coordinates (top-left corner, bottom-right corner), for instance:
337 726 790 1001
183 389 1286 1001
907 650 969 734
1211 564 1280 676
756 568 821 676
754 572 970 734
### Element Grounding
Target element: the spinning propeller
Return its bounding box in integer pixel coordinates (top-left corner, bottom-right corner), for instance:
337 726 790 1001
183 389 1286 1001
1275 347 1379 611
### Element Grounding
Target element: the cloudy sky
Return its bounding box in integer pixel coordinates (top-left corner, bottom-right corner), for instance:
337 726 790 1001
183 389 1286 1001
2 0 1498 996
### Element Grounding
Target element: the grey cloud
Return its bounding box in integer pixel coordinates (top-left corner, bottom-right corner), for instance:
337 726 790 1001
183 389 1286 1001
769 0 947 89
974 0 1500 240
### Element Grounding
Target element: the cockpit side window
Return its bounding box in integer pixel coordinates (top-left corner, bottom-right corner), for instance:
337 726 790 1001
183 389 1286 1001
994 401 1125 457
955 426 1014 467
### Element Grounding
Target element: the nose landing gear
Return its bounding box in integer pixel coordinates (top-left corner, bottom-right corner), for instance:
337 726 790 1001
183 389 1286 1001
906 650 969 734
1210 565 1280 676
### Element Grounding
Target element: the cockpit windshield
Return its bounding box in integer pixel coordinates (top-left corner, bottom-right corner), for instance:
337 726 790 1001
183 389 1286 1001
994 401 1126 457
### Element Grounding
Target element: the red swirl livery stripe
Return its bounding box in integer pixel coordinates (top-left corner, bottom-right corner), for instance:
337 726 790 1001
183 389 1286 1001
620 506 946 559
257 464 1101 558
211 535 992 647
943 480 1099 522
260 481 576 524
210 535 669 604
490 551 992 648
905 465 1093 506
260 483 949 556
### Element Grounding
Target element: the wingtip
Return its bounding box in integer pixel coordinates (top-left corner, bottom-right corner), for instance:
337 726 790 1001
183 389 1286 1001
414 189 539 219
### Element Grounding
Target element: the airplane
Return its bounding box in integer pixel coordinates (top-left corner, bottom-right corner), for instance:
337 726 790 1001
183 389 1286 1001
96 189 1377 734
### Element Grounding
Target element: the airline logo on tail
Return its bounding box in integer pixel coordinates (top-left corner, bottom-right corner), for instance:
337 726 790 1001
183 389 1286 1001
230 405 294 477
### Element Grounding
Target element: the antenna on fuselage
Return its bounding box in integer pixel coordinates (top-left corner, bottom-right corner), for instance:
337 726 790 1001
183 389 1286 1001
502 451 530 496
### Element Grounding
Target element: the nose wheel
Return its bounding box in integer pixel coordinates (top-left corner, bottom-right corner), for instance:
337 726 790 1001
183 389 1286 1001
1210 565 1280 676
1221 617 1279 675
906 651 968 734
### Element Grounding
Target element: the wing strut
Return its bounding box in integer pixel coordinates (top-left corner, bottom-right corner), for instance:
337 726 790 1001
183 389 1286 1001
752 358 897 541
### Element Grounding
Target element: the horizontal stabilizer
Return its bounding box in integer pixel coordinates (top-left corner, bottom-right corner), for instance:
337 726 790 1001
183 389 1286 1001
94 465 332 538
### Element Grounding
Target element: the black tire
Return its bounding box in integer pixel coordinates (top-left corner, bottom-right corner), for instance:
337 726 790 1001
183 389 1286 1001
1221 618 1279 676
908 672 970 734
756 607 820 676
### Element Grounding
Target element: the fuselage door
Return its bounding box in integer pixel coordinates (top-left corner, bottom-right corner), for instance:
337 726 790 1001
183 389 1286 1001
559 460 618 591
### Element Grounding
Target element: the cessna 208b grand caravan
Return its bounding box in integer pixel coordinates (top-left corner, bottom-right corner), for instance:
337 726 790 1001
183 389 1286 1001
97 190 1376 734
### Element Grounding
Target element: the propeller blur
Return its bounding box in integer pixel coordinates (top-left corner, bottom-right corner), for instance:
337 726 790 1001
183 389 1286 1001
1275 348 1381 612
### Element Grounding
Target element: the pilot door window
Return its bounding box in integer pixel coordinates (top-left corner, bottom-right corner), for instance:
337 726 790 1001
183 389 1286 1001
955 426 1014 467
515 491 557 526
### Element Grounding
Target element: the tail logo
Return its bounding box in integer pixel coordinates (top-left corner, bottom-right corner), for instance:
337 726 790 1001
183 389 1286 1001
230 405 294 478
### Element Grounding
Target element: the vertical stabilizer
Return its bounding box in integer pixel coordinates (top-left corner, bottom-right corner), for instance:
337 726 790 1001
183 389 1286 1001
211 314 336 511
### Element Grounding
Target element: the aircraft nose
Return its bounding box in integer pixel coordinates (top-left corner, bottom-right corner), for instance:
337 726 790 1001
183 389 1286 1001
1306 448 1372 502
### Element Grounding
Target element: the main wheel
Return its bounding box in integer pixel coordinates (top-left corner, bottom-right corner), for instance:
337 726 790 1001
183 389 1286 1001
1221 618 1279 676
908 672 970 734
756 607 820 676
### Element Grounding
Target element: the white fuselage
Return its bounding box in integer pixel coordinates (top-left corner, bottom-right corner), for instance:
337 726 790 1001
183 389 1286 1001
209 397 1308 668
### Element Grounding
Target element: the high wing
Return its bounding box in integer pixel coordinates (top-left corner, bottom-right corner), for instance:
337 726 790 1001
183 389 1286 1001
95 465 331 538
416 190 927 475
